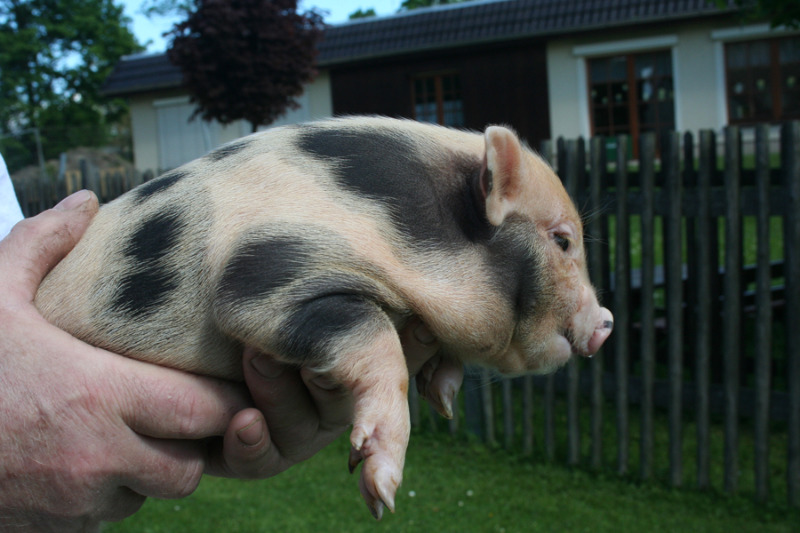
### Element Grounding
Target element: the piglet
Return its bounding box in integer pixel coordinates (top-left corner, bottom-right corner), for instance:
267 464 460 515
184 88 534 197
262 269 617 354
36 117 613 518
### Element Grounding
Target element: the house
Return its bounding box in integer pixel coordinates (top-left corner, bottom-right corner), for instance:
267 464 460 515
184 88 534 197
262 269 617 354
103 0 800 172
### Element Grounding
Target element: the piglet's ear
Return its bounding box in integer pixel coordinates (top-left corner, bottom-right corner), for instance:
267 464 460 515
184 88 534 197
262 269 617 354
480 126 524 226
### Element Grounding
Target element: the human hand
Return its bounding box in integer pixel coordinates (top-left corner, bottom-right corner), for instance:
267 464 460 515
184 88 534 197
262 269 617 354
206 319 463 479
0 190 465 532
0 192 251 532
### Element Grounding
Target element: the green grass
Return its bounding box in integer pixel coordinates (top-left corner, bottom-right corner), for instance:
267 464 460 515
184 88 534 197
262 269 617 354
105 429 798 532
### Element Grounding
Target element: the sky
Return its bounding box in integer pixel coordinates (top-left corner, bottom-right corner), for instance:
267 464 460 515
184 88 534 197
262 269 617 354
121 0 404 53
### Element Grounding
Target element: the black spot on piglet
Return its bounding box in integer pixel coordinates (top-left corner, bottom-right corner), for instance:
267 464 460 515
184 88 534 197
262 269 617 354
112 210 186 318
297 126 472 245
134 170 189 204
279 291 382 365
207 139 252 162
218 236 315 304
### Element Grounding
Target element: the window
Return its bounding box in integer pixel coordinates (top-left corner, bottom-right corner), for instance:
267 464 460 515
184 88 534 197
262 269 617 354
412 73 464 127
726 36 800 123
588 50 675 155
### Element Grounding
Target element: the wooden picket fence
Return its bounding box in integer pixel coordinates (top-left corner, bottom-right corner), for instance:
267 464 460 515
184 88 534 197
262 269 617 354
13 123 800 508
12 161 153 217
410 123 799 508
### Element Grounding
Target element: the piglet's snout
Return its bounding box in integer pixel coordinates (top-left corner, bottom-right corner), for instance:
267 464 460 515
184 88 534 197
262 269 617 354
586 307 614 355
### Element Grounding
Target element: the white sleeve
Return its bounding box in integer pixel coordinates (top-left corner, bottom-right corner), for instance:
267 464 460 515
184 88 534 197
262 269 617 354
0 153 25 240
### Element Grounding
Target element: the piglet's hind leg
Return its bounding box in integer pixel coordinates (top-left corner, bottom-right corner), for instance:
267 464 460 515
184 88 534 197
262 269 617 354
330 329 410 520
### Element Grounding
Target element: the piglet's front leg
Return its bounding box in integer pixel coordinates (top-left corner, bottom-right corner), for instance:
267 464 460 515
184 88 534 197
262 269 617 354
215 282 411 519
327 329 410 520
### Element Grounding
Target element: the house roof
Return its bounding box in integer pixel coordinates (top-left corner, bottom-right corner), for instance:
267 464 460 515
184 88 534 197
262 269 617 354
103 53 183 96
318 0 729 64
103 0 732 96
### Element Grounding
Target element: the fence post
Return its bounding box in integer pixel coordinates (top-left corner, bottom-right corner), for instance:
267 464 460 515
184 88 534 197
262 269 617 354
614 134 630 475
541 139 558 462
502 379 514 451
522 376 534 456
694 129 715 490
588 136 607 471
664 131 684 487
753 124 773 502
463 370 484 440
565 139 581 466
481 369 496 447
782 121 800 508
723 126 743 494
639 132 657 481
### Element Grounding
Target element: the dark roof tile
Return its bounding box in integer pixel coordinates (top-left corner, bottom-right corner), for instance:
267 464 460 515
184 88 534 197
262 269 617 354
103 0 732 96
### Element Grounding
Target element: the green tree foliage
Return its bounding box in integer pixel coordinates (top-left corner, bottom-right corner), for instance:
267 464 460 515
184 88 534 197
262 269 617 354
349 8 377 20
166 0 325 132
350 0 473 21
399 0 469 11
717 0 800 28
141 0 193 17
0 0 141 171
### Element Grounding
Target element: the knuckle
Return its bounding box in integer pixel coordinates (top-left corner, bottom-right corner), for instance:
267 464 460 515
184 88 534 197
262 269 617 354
169 461 204 499
101 490 147 522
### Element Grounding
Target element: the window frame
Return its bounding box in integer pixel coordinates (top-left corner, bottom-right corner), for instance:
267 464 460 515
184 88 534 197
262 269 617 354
410 71 465 127
724 35 800 125
585 49 676 157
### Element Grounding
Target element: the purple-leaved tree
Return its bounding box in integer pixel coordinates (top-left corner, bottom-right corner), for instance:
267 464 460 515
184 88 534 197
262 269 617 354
166 0 325 132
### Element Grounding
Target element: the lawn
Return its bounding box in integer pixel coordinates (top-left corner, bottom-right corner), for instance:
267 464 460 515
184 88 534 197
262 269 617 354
106 430 797 532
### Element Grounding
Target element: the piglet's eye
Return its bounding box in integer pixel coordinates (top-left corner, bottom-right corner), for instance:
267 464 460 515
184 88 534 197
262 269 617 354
554 234 570 252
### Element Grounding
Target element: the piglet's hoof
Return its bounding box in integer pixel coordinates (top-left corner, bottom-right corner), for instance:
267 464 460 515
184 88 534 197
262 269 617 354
348 424 403 520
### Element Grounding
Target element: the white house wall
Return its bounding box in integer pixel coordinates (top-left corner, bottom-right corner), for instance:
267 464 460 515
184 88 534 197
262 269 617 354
128 72 333 173
129 93 160 173
546 21 794 143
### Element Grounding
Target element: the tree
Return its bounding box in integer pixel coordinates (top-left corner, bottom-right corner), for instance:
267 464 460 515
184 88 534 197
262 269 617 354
399 0 470 11
0 0 141 171
166 0 325 133
716 0 800 28
349 0 473 21
349 8 376 20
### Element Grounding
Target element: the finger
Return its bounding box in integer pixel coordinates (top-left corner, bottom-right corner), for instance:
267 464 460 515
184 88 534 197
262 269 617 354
298 368 354 433
241 348 324 458
244 348 351 462
0 190 98 301
209 349 354 479
120 436 207 500
206 408 287 479
400 318 440 375
113 353 250 440
94 487 147 523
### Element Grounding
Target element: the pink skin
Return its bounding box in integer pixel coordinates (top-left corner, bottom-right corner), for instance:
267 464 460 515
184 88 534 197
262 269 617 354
541 221 614 364
565 284 614 358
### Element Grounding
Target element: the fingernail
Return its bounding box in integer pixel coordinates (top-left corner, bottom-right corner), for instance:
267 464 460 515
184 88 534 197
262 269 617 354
414 323 436 345
309 374 340 391
236 418 265 447
54 190 92 211
250 354 285 379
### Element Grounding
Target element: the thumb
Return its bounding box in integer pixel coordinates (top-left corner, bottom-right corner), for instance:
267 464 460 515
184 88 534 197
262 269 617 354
0 190 98 301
